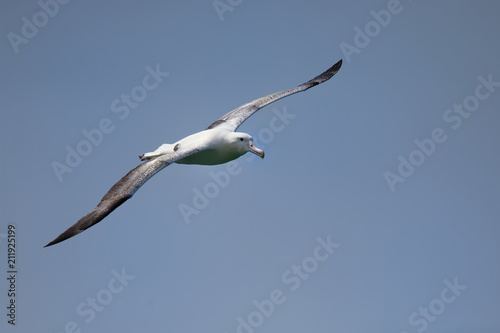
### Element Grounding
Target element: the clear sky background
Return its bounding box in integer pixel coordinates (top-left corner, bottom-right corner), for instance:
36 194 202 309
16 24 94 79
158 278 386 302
1 1 499 332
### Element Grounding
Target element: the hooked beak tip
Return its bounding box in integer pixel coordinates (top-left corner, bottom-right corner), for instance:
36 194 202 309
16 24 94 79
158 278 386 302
251 149 265 159
249 140 265 159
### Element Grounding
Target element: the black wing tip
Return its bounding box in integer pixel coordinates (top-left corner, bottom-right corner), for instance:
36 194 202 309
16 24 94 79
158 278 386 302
44 235 62 248
44 237 67 248
332 58 343 74
44 239 59 248
44 228 83 247
306 59 343 86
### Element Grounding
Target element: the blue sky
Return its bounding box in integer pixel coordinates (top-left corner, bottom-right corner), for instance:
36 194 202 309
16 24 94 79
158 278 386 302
1 1 500 332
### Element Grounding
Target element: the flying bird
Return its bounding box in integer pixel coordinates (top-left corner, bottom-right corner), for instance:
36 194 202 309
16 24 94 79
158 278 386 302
45 59 342 247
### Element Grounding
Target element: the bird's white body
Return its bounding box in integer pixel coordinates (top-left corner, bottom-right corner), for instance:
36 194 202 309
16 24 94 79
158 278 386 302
140 129 263 165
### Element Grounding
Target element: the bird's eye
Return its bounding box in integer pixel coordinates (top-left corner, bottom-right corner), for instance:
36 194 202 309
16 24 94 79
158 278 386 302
240 138 244 141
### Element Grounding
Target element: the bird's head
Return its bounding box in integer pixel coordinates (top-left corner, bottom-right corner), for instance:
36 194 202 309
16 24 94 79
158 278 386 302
230 132 265 159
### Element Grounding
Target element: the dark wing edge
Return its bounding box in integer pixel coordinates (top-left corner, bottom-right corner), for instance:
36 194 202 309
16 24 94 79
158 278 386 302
207 59 342 131
44 148 200 247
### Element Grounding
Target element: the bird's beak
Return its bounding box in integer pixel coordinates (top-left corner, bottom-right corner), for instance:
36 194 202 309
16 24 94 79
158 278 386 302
249 140 265 159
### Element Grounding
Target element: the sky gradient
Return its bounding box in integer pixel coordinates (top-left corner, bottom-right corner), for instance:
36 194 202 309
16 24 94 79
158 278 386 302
1 1 500 332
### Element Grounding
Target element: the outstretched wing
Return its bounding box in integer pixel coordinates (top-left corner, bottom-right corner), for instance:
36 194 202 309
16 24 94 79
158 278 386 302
44 147 201 247
207 59 342 132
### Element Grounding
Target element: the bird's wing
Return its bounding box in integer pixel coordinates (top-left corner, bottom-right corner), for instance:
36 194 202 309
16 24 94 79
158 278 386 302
45 146 203 247
206 59 342 132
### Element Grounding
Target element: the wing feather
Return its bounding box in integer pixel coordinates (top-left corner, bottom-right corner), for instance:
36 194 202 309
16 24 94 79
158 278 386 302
44 147 201 247
207 59 342 132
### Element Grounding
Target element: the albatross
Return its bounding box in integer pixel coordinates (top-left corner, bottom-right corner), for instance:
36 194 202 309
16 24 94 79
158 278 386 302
45 59 342 247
